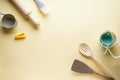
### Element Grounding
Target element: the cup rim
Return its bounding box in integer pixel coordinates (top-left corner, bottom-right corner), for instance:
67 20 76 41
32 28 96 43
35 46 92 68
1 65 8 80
100 30 117 48
1 14 17 29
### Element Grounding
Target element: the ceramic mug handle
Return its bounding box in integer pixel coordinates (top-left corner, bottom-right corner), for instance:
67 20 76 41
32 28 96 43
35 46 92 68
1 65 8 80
100 45 109 55
100 45 120 58
108 48 120 59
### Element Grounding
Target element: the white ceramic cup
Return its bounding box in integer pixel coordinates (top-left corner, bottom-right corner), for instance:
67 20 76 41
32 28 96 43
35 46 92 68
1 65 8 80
99 29 120 59
0 14 18 29
99 29 116 48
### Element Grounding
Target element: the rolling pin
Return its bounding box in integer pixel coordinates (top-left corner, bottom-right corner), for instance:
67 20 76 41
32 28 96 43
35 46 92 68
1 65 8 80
9 0 40 28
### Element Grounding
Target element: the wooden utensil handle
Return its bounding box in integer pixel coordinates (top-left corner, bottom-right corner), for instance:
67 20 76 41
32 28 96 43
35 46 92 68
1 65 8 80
92 57 115 80
93 57 112 75
94 71 112 80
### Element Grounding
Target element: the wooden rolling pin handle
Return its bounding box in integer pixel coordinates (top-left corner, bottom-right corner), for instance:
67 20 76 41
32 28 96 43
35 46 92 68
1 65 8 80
10 0 40 28
27 12 40 27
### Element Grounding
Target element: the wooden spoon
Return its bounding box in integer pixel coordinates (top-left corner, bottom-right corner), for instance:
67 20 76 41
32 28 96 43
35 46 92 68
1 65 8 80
79 43 115 80
71 59 114 80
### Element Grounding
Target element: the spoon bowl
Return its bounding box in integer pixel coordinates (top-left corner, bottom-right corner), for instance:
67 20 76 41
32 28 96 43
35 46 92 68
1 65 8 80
79 43 92 57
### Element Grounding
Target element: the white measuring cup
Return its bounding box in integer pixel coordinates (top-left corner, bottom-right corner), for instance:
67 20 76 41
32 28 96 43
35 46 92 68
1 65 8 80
0 13 18 29
99 29 120 59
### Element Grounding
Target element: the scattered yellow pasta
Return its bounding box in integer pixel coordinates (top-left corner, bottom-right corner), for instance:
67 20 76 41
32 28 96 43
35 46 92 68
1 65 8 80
15 33 26 40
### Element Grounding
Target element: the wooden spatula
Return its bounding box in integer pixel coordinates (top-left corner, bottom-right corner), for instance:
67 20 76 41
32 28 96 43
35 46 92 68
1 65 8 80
71 59 114 80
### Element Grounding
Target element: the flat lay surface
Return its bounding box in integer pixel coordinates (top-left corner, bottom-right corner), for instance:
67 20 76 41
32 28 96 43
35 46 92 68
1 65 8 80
0 0 120 80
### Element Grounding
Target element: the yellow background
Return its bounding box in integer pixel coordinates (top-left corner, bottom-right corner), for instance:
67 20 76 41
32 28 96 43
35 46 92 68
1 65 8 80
0 0 120 80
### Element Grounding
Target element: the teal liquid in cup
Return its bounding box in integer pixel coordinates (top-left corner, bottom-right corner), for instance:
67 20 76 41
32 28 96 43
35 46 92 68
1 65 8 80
100 32 113 47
